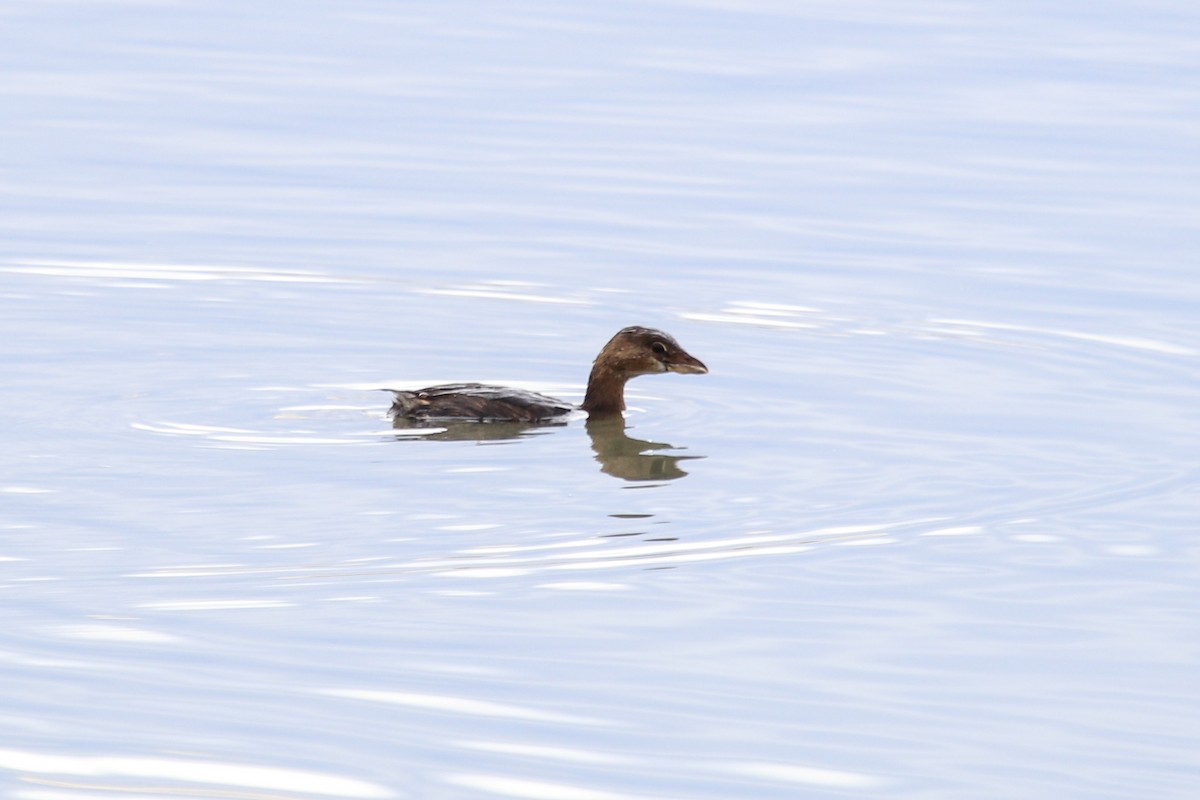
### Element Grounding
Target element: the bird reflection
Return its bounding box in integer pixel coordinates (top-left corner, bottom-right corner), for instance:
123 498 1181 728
585 417 701 482
390 415 702 481
390 417 564 441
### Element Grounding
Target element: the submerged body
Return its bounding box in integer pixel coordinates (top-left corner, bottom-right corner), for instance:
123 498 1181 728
388 326 707 422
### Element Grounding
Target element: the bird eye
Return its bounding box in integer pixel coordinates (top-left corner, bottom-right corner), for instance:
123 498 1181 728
651 341 667 356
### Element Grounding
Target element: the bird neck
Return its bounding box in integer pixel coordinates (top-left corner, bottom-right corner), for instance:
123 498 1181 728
580 363 627 417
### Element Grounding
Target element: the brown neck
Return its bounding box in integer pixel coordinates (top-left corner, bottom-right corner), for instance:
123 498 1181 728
580 364 627 417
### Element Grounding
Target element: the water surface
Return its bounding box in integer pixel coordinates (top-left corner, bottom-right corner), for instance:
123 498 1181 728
2 1 1199 798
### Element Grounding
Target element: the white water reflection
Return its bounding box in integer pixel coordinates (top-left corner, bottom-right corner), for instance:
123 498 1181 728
0 259 350 284
456 739 629 765
418 282 595 306
445 774 645 800
929 318 1199 357
123 522 905 585
319 689 610 727
0 749 391 799
55 624 180 644
719 761 886 790
139 599 294 611
132 420 377 447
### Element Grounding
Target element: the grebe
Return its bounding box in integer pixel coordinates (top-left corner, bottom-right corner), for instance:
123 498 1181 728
388 326 707 423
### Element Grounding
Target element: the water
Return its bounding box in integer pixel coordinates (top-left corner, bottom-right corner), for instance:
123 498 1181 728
3 1 1199 798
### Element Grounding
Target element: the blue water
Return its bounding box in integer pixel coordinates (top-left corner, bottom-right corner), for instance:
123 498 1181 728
2 1 1198 798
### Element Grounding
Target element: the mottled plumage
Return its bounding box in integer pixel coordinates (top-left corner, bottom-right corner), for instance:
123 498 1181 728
388 383 574 423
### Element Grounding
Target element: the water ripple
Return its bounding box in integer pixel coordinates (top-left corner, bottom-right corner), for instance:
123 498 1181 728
0 748 392 798
0 258 357 285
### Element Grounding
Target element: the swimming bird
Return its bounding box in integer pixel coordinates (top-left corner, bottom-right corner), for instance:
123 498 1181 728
388 326 707 423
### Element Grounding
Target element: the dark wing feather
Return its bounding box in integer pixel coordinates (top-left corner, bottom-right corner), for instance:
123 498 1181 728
388 383 574 422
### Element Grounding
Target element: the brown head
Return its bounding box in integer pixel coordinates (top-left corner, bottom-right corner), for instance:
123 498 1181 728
580 326 708 416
